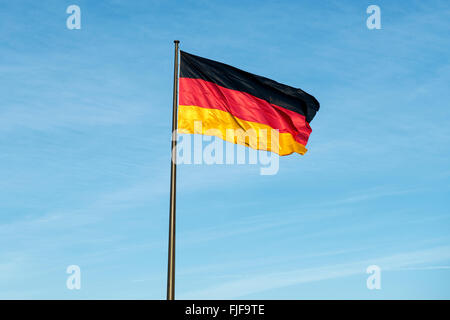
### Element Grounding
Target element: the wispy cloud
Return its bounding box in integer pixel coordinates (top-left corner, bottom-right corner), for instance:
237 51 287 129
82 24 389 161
326 186 422 205
180 245 450 299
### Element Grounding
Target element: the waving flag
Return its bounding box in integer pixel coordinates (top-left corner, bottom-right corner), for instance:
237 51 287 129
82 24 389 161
177 51 320 155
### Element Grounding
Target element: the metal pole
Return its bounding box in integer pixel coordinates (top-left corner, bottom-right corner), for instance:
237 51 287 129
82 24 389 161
167 40 179 300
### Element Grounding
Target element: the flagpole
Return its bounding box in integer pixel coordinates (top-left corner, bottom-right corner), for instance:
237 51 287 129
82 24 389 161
167 40 179 300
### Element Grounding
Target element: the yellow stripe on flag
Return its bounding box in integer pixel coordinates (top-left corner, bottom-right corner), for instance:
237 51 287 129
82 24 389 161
178 105 307 156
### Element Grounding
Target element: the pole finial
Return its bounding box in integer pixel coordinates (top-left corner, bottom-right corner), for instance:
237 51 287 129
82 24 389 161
174 40 180 44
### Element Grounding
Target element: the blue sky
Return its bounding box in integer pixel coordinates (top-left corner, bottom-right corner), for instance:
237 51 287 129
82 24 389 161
0 0 449 299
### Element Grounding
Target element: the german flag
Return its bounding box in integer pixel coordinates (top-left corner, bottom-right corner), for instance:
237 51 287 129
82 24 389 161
178 51 320 156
